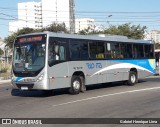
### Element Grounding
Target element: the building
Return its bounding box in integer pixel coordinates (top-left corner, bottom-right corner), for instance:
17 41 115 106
9 0 70 34
145 30 160 44
42 0 70 29
0 38 5 52
75 18 95 33
9 2 42 34
18 2 42 28
9 21 25 34
0 38 5 60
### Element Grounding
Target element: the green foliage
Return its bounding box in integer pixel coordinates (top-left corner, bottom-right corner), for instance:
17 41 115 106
79 23 147 40
0 61 11 73
4 28 36 48
155 43 160 49
4 23 68 49
0 48 4 55
44 23 68 33
105 23 147 39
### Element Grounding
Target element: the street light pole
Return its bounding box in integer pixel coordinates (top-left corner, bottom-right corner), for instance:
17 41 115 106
106 15 112 27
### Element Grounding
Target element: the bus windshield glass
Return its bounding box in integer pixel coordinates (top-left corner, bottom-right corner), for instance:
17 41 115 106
13 35 46 73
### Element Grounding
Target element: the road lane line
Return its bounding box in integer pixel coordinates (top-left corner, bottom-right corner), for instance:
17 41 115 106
52 87 160 107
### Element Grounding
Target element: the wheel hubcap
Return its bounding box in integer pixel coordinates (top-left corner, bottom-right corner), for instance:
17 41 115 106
131 74 136 83
73 80 80 90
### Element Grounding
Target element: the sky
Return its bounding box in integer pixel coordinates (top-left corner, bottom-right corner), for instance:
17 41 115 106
1 0 160 38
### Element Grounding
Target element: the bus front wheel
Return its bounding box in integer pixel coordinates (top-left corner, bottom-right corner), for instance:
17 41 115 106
69 76 82 95
127 71 137 86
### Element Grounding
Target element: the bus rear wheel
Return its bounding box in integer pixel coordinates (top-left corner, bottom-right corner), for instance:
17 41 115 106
69 76 82 95
127 71 137 86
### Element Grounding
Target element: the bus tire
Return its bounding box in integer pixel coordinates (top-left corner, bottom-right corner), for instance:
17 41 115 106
80 76 86 93
127 71 137 86
69 76 81 95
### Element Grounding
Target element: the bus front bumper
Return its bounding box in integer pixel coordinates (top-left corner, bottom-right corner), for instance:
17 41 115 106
11 80 49 90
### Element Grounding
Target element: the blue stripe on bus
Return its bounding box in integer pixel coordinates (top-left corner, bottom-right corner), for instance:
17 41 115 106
110 59 155 74
15 77 23 82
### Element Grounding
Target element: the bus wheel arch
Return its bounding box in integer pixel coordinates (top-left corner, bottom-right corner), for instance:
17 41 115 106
69 71 86 94
127 68 138 86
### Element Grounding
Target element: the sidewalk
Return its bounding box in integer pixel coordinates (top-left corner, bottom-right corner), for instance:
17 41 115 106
0 79 11 84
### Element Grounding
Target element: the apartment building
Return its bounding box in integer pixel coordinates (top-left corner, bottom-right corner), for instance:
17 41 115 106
9 2 42 34
145 30 160 44
75 18 95 33
42 0 70 28
9 0 70 34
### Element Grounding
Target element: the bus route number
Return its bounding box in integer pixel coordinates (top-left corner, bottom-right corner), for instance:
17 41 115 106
86 63 102 69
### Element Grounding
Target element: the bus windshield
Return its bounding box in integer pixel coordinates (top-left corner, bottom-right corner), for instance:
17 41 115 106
13 35 46 74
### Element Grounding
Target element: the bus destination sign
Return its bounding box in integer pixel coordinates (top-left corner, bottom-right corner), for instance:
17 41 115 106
18 36 44 43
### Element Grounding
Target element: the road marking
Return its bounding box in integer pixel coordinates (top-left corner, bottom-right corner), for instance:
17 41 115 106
53 87 160 107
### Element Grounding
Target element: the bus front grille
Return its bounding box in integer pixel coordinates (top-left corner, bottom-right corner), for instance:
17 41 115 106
16 84 34 89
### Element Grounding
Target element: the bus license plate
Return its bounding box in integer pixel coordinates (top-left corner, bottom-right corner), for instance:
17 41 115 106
21 86 28 90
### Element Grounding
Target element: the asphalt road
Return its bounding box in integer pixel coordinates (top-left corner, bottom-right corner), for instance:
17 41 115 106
0 77 160 127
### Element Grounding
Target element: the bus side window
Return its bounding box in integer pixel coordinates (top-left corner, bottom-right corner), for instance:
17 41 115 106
126 44 133 58
54 45 60 60
110 43 120 59
133 45 138 58
96 42 105 59
106 43 111 59
89 42 97 59
145 45 153 58
48 44 54 64
48 42 58 66
59 46 66 60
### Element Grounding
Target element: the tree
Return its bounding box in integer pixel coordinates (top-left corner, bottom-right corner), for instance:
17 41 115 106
4 23 68 49
78 27 93 35
44 22 68 33
104 23 147 39
155 43 160 49
4 28 35 48
79 23 147 40
78 26 104 35
0 48 4 56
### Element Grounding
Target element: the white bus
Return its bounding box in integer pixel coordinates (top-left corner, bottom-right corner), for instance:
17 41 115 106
11 32 155 94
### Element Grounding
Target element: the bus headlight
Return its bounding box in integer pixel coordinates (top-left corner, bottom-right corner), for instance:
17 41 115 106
11 75 16 82
11 76 14 81
37 73 44 82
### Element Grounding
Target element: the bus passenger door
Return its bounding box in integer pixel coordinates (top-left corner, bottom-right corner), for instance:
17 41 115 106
48 38 69 89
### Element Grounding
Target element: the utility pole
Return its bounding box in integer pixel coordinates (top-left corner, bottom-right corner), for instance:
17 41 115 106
69 0 75 33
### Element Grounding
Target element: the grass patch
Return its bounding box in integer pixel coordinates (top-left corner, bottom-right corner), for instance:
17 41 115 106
0 61 11 79
0 72 11 77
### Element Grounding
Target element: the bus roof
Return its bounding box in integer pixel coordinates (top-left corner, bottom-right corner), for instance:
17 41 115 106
17 31 154 44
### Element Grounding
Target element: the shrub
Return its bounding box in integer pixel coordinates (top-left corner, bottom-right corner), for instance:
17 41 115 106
0 61 11 73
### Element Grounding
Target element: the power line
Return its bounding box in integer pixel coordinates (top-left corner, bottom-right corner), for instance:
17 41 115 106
0 13 38 24
0 18 15 20
5 14 160 19
2 12 160 21
1 7 160 33
2 6 160 14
